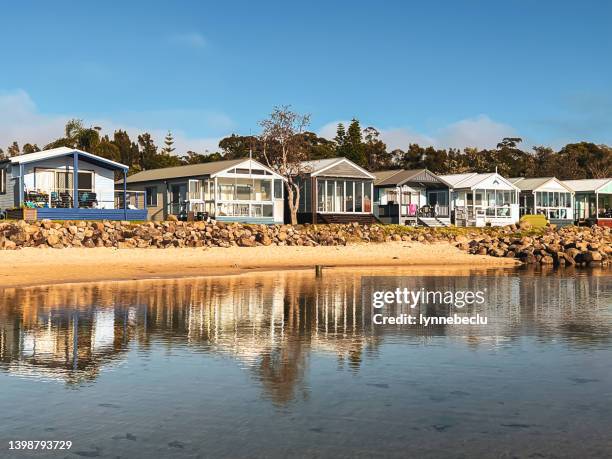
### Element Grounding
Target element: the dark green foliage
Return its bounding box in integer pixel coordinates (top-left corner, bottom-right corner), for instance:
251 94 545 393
6 116 612 180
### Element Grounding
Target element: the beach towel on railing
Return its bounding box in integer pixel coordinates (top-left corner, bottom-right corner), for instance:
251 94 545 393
408 204 417 216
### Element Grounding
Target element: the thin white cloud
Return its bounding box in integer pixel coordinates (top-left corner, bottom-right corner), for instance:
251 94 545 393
318 115 517 150
168 32 207 48
435 115 516 149
0 89 224 155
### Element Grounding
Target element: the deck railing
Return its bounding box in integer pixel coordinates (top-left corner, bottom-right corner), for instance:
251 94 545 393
115 191 146 210
22 188 146 210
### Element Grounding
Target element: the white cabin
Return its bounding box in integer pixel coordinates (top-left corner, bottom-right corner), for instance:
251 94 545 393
440 172 520 226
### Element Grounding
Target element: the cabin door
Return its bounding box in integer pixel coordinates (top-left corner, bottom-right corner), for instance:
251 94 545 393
170 184 187 216
427 190 449 217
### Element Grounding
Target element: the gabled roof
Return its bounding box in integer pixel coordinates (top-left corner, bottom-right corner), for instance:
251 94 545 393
374 169 450 187
124 158 282 184
301 157 375 179
509 177 574 192
7 147 128 170
439 172 519 190
372 170 405 185
438 173 478 187
563 178 612 193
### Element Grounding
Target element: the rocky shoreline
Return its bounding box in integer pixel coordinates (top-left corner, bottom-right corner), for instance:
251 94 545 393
0 219 610 267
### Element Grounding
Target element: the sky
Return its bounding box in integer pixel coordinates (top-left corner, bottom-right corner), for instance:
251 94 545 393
0 0 611 155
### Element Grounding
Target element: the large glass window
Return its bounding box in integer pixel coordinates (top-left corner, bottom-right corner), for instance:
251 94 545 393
534 191 573 219
364 183 372 212
254 180 272 200
317 180 325 212
335 181 344 212
345 181 354 212
355 182 363 212
217 178 274 202
219 183 234 201
315 179 372 213
273 180 283 199
471 189 515 218
326 180 334 212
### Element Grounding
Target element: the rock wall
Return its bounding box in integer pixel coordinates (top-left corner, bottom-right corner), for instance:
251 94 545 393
0 219 610 267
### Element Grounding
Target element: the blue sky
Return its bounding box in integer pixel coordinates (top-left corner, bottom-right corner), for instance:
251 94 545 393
1 0 611 153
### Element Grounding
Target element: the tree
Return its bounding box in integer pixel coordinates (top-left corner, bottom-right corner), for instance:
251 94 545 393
219 134 260 159
259 105 311 225
182 150 224 164
299 132 336 160
0 148 4 160
336 119 366 166
558 142 612 178
362 127 391 170
22 143 40 154
94 136 121 162
7 142 20 157
138 133 159 170
45 119 101 152
113 130 140 169
161 131 176 155
496 137 523 149
334 123 346 147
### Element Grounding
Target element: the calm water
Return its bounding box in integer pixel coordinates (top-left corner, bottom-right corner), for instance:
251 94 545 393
1 267 611 458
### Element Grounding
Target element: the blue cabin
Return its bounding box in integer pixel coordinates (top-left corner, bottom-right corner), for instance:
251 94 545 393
0 147 147 221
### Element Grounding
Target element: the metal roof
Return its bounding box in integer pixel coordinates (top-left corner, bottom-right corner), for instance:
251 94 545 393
300 158 342 173
374 169 449 187
372 169 406 186
509 177 573 192
124 159 248 183
8 147 128 170
438 173 478 187
563 178 612 193
300 157 375 179
438 172 518 190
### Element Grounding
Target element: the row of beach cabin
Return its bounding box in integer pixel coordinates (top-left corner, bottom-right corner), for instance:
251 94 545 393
1 147 611 227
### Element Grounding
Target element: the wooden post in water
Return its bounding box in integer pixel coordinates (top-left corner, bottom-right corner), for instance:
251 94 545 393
315 265 323 277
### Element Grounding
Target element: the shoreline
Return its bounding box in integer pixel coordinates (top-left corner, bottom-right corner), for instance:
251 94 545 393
0 241 518 288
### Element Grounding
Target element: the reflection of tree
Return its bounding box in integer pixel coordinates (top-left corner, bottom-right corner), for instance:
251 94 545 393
0 268 610 403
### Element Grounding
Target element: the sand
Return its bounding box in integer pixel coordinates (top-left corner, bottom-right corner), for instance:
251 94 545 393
0 241 519 288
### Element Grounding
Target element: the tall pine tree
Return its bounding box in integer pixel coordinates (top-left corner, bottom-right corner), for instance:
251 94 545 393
162 131 176 155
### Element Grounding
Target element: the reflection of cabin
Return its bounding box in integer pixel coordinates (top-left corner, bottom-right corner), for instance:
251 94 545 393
122 158 285 223
440 172 520 227
373 169 451 227
509 177 574 227
563 178 612 227
294 157 377 224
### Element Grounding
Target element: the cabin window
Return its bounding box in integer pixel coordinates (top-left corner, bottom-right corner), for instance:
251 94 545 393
78 172 93 191
364 183 372 212
145 187 158 207
353 182 362 212
274 180 283 199
534 191 573 219
0 168 5 194
236 184 252 200
255 180 272 201
345 181 354 212
315 179 372 213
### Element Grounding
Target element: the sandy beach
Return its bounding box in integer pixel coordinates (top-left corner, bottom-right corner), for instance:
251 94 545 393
0 241 518 288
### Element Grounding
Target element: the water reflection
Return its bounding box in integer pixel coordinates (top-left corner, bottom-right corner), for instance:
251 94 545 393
1 268 610 405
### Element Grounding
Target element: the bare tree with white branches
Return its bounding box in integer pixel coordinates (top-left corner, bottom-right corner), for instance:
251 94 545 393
259 105 312 225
